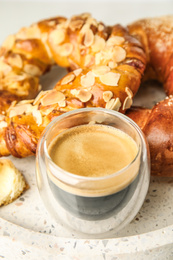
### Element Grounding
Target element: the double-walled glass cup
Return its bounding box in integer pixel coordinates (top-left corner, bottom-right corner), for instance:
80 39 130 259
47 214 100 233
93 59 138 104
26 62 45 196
36 108 150 237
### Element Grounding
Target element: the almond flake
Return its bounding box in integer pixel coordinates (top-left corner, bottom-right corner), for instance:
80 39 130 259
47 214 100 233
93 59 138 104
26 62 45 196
113 46 126 63
106 97 121 111
92 35 106 53
17 99 34 105
92 66 110 77
100 72 120 86
98 24 104 31
17 25 41 40
7 54 23 69
106 36 125 46
61 73 75 85
125 87 133 98
76 89 92 102
32 109 42 126
9 104 32 118
81 71 95 88
58 100 66 107
95 52 102 65
122 96 133 110
2 35 15 50
49 28 65 45
103 91 113 102
41 90 65 106
84 29 94 47
69 19 84 31
33 91 47 105
108 61 117 69
24 64 42 76
73 68 82 76
0 115 5 121
70 89 79 96
84 54 95 67
57 43 73 56
0 121 7 128
0 60 12 75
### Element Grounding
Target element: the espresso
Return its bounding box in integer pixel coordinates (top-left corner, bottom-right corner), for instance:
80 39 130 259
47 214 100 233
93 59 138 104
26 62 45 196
48 124 138 178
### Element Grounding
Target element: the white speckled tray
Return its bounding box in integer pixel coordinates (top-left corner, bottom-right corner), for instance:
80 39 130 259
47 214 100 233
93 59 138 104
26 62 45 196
0 1 173 259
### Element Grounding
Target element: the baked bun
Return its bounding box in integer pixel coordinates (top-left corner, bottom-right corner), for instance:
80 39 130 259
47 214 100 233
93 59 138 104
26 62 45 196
0 159 27 206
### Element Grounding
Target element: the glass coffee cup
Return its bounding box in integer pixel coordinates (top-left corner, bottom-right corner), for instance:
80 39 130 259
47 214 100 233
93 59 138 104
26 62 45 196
36 108 150 237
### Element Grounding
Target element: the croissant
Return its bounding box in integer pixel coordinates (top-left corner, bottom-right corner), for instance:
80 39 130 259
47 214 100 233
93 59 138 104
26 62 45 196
0 14 173 177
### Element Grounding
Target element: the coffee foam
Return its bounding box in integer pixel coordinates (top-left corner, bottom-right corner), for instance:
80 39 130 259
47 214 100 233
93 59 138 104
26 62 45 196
47 124 140 197
48 124 138 178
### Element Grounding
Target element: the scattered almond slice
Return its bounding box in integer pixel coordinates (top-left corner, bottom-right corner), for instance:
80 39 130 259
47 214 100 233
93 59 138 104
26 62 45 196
103 91 113 102
7 54 23 69
24 64 42 76
106 97 121 111
61 73 75 85
92 66 110 77
92 35 106 52
2 35 15 50
32 109 42 126
73 68 82 77
0 159 28 206
9 103 33 118
113 46 126 63
106 36 125 46
0 60 12 75
81 71 95 88
0 121 7 128
76 89 92 102
125 87 133 98
41 90 65 106
84 29 94 47
123 96 133 110
49 28 66 45
100 72 120 86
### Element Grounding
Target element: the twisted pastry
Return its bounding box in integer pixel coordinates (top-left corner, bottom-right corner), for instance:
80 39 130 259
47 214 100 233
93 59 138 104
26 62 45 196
0 14 173 177
0 14 146 157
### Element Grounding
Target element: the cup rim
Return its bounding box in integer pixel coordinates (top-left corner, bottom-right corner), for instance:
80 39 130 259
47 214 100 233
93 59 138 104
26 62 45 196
40 107 147 182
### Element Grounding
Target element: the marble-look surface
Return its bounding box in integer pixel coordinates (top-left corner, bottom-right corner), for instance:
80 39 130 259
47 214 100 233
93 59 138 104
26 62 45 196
0 1 173 259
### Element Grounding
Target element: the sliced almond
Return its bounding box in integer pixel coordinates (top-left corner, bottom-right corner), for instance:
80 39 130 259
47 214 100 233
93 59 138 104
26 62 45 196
17 99 34 105
33 91 47 105
108 61 117 69
0 121 7 128
61 73 75 85
0 115 5 121
9 104 32 118
0 60 12 75
100 72 120 86
2 35 15 50
76 89 92 102
122 96 133 110
103 91 113 102
7 54 23 69
32 109 42 126
84 29 94 47
70 89 79 96
95 52 102 65
58 100 66 107
41 90 65 106
92 35 105 53
113 46 126 63
56 43 73 56
17 25 41 40
92 66 110 77
73 68 82 77
106 97 121 111
84 54 95 67
24 64 42 76
49 28 66 45
125 87 133 98
48 21 56 27
106 36 125 46
81 71 95 88
98 24 104 32
69 19 84 31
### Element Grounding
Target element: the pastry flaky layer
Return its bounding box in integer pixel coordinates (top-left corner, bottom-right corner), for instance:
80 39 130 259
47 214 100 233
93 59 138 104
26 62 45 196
0 14 173 176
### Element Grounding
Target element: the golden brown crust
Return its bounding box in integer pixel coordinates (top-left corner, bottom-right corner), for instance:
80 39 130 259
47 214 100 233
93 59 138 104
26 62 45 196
0 14 146 157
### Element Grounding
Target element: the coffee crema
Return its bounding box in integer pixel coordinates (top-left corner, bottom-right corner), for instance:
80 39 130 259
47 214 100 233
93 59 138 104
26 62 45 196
48 124 138 178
